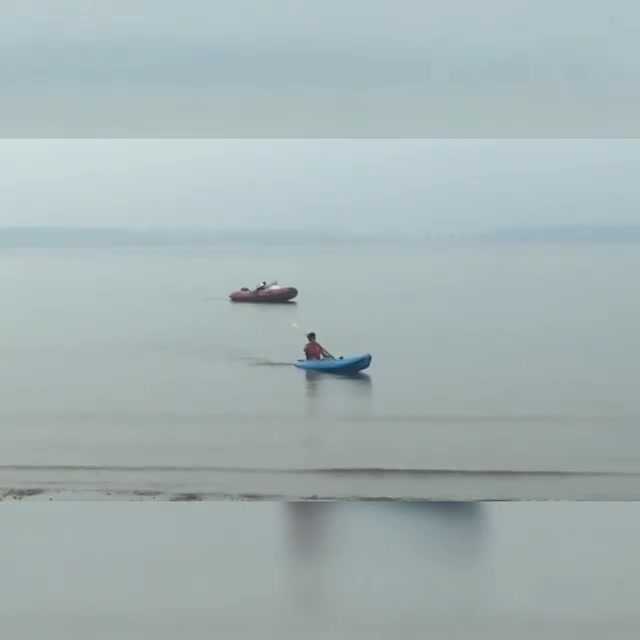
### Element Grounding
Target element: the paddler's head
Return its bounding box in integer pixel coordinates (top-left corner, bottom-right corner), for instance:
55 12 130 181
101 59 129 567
306 332 316 342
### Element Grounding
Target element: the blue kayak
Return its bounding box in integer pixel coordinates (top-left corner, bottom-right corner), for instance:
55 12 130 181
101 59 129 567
294 354 372 375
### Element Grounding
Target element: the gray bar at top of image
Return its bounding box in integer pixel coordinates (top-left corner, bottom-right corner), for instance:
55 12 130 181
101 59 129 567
1 0 639 138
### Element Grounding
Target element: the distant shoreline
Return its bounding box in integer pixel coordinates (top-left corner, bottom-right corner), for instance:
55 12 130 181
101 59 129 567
0 226 639 249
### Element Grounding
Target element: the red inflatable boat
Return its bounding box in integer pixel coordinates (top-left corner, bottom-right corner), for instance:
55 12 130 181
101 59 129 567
229 284 298 303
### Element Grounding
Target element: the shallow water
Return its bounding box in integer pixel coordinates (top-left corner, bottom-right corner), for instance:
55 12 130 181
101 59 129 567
0 245 638 499
2 502 640 638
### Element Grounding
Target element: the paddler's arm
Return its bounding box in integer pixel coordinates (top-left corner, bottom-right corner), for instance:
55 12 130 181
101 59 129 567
319 345 333 359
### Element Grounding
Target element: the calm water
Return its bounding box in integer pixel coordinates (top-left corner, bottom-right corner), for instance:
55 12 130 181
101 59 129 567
0 245 638 499
1 502 640 638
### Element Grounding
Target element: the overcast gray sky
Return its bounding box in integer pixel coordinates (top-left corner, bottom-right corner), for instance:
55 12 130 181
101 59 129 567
2 0 639 135
0 140 637 234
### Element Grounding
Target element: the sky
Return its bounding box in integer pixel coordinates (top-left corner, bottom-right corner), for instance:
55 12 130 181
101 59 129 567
1 0 639 135
0 139 638 234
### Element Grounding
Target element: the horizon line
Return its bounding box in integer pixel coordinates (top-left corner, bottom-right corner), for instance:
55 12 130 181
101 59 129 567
0 224 639 247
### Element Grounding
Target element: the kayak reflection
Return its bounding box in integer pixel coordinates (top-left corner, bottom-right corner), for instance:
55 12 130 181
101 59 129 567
304 370 372 386
304 371 372 396
304 371 373 417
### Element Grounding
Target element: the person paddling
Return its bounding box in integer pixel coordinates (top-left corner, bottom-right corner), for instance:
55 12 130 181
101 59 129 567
304 332 332 360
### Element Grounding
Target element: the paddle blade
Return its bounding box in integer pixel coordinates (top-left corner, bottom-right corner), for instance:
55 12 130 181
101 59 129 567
292 323 308 336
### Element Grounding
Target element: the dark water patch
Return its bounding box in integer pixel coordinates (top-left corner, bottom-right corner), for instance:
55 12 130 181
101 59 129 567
304 371 373 382
170 493 203 501
0 489 561 501
0 488 44 500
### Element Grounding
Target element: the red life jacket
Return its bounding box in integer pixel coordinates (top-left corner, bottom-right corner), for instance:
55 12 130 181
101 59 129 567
304 342 322 360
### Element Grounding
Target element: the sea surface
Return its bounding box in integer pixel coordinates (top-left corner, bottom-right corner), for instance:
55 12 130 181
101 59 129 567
0 244 638 499
2 502 640 638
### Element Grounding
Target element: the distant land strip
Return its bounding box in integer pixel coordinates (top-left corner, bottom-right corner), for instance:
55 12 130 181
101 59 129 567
0 225 639 248
0 464 638 476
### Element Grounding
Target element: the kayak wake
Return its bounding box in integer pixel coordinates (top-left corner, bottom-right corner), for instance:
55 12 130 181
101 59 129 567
244 357 293 367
